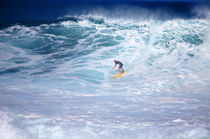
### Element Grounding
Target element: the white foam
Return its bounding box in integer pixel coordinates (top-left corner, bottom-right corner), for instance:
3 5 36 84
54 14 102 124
173 119 186 123
60 21 77 27
0 112 29 139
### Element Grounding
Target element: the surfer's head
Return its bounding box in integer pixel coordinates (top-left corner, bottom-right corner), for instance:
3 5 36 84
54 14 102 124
114 59 116 62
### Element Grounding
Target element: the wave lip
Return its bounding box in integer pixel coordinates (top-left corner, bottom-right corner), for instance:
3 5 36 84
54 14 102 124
1 0 210 29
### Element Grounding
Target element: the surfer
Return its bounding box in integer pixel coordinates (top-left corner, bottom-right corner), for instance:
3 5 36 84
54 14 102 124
112 60 124 73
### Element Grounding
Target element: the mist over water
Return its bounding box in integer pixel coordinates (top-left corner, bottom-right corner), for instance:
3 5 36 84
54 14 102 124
0 2 210 139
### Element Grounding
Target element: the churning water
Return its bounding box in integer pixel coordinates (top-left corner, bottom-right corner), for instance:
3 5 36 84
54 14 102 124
0 6 210 138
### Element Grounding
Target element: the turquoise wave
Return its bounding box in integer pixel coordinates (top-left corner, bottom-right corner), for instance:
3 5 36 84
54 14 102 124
0 15 210 139
0 16 208 92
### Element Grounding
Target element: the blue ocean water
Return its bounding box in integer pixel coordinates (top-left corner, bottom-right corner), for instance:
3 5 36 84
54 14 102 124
0 1 210 139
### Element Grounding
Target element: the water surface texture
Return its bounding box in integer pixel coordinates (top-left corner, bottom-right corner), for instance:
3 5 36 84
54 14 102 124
0 1 210 139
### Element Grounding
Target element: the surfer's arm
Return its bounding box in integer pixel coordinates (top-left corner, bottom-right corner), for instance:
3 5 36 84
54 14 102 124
112 65 116 69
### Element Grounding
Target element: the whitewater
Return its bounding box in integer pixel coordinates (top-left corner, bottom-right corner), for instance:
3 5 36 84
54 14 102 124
0 10 210 139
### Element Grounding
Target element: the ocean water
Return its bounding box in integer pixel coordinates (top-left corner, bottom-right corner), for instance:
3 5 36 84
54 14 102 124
0 2 210 139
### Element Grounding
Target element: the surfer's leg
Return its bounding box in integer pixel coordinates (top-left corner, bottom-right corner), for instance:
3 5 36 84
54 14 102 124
119 64 124 73
118 68 121 73
121 68 124 73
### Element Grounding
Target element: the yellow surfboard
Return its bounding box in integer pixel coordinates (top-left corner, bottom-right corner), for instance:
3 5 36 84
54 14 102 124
112 71 127 78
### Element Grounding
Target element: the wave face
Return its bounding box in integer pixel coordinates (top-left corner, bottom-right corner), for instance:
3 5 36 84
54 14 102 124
0 10 210 138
